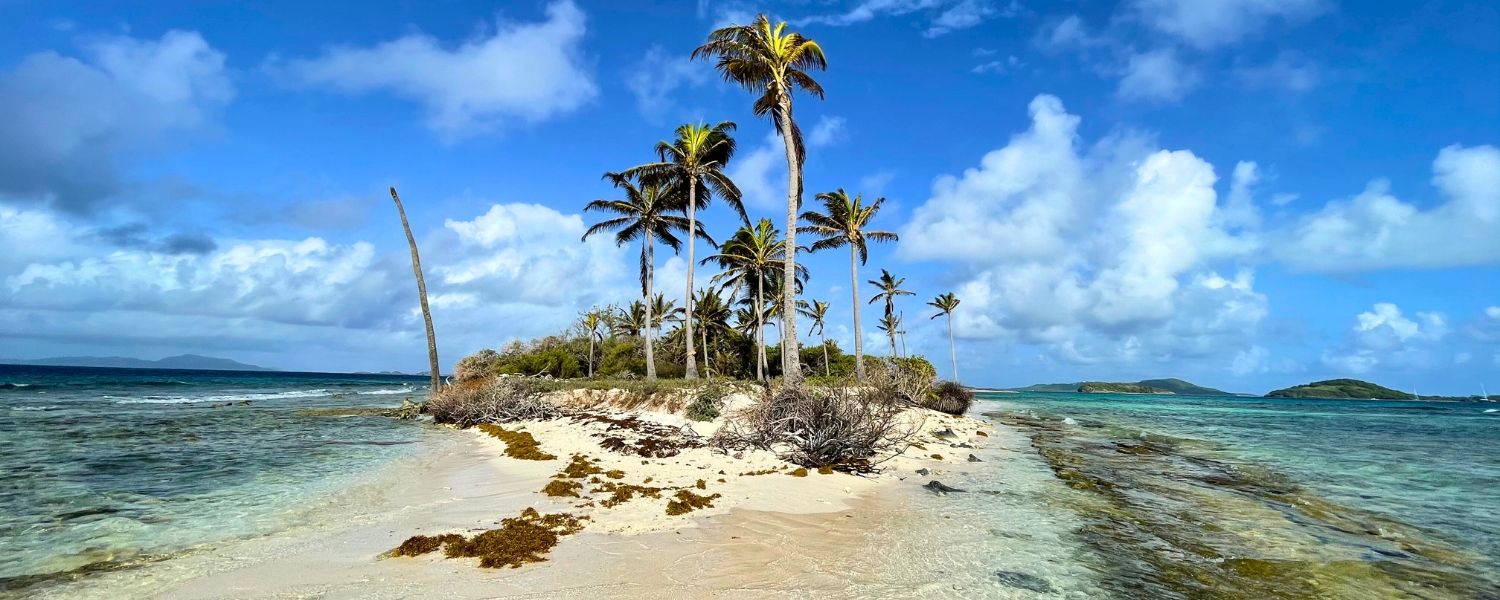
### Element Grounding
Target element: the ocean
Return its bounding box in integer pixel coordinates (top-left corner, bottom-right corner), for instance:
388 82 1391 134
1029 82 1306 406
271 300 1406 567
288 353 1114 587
4 368 1499 598
0 364 439 596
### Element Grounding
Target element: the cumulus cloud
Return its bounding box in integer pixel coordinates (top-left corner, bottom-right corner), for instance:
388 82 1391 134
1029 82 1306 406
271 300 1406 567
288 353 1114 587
1321 303 1449 374
900 94 1263 365
280 0 595 142
1275 144 1500 271
1131 0 1326 49
0 30 232 212
1117 48 1199 102
729 116 847 209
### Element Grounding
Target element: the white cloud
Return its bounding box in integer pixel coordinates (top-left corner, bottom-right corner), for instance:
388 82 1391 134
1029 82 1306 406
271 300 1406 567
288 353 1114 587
1321 302 1449 374
627 45 710 122
281 0 595 142
1463 306 1500 342
1132 0 1326 49
972 55 1021 75
1117 48 1199 102
0 30 232 212
729 116 846 209
1275 144 1500 271
797 0 1016 36
1236 52 1319 92
900 94 1263 365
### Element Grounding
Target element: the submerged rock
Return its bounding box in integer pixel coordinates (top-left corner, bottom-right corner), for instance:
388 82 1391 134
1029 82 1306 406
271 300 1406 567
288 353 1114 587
923 480 965 494
916 468 930 476
968 454 982 462
994 570 1054 593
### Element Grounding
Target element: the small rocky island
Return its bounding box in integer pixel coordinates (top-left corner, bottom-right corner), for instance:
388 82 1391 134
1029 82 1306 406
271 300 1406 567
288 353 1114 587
1266 379 1413 400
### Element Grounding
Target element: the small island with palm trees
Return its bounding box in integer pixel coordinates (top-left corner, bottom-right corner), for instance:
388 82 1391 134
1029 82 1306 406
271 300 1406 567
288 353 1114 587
243 13 999 594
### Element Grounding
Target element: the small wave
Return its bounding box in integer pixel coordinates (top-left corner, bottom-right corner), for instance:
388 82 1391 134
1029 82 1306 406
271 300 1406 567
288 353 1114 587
9 405 61 411
114 389 330 404
359 387 417 396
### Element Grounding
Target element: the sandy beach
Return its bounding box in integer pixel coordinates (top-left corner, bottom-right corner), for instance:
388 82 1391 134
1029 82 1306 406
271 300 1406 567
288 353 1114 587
38 396 1041 599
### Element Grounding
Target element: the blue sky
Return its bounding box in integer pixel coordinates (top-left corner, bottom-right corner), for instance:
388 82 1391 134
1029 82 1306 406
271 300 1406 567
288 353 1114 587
0 0 1496 394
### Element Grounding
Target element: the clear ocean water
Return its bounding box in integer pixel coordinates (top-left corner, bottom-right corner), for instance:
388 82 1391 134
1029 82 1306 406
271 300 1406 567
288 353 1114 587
0 364 437 595
975 391 1500 598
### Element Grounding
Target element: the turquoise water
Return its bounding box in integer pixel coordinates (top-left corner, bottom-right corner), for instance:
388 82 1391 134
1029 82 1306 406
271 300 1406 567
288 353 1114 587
983 391 1500 597
0 364 437 595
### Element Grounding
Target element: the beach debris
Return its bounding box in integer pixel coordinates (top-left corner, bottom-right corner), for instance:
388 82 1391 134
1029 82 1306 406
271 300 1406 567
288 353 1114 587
541 479 583 498
789 467 810 477
476 424 556 461
967 454 982 462
930 454 944 460
558 454 604 478
923 480 966 494
994 570 1054 593
387 508 586 569
592 481 666 507
573 412 704 458
916 468 930 476
665 490 721 515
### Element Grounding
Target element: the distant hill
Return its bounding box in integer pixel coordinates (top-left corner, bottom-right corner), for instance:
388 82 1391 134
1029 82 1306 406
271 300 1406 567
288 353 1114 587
1266 379 1413 400
5 354 275 372
1012 378 1233 396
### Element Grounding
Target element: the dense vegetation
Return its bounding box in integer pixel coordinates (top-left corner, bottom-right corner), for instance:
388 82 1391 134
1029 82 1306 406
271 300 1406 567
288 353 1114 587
1078 382 1172 394
1013 378 1232 396
1266 379 1414 400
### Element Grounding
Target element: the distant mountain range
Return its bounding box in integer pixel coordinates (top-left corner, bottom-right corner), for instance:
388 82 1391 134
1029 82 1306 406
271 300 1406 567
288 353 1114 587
3 354 276 371
1010 378 1235 396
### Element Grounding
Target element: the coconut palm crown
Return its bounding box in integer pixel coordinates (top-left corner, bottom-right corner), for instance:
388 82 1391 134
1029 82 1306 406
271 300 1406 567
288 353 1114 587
868 269 914 357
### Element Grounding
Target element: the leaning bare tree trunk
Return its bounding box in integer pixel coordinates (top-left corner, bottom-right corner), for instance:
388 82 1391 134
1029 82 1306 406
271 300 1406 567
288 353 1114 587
850 246 865 380
775 98 803 385
946 314 959 383
644 235 657 381
684 186 698 380
390 187 441 395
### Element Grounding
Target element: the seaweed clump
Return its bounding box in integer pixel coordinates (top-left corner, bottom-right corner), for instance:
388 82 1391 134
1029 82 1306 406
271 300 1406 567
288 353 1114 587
476 424 556 461
388 508 586 569
593 481 666 508
558 454 604 478
541 479 582 498
817 465 834 475
789 467 809 477
665 490 721 516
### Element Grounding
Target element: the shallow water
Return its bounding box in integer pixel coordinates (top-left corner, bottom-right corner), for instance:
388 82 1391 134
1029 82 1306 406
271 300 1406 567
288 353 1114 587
0 364 438 596
983 392 1500 598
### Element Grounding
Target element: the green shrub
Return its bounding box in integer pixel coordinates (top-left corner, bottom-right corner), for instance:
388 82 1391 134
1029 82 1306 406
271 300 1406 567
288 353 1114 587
685 382 728 422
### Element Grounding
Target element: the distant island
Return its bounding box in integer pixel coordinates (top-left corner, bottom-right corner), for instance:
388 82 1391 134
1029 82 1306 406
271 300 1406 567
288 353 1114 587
1012 378 1233 396
3 354 275 372
1266 379 1413 400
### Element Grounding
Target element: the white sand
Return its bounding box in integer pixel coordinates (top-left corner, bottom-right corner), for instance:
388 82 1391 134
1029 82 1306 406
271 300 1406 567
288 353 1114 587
40 394 1003 599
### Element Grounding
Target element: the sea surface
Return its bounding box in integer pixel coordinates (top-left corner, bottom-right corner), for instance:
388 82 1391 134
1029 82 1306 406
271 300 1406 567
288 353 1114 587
0 364 438 596
966 391 1500 598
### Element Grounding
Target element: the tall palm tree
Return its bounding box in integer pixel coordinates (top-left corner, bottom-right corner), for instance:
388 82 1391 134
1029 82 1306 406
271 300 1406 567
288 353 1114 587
582 309 605 378
868 269 914 357
800 189 898 379
928 293 961 383
703 219 801 381
625 122 745 380
389 187 441 394
876 313 902 357
582 173 703 380
695 15 827 385
799 299 832 377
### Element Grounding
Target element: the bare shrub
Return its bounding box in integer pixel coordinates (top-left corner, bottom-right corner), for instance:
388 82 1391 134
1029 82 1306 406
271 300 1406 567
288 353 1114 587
862 358 936 407
454 349 501 382
426 378 562 428
714 381 918 471
926 381 974 415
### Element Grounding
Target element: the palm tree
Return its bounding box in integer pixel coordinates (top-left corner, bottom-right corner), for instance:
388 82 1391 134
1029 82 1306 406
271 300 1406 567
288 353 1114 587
582 173 704 380
868 269 914 357
614 301 648 337
649 293 686 330
763 274 808 370
799 300 832 377
695 15 827 385
389 187 441 394
692 288 734 376
625 122 745 380
876 313 902 357
703 219 801 381
582 309 605 378
799 189 898 379
928 293 961 383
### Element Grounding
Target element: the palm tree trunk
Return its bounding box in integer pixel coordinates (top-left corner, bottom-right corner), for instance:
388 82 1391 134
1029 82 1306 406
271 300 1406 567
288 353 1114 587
850 245 864 381
755 276 766 382
389 187 441 395
821 331 830 377
946 314 959 383
701 326 710 378
684 186 698 380
644 235 656 381
588 332 596 378
775 98 803 385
